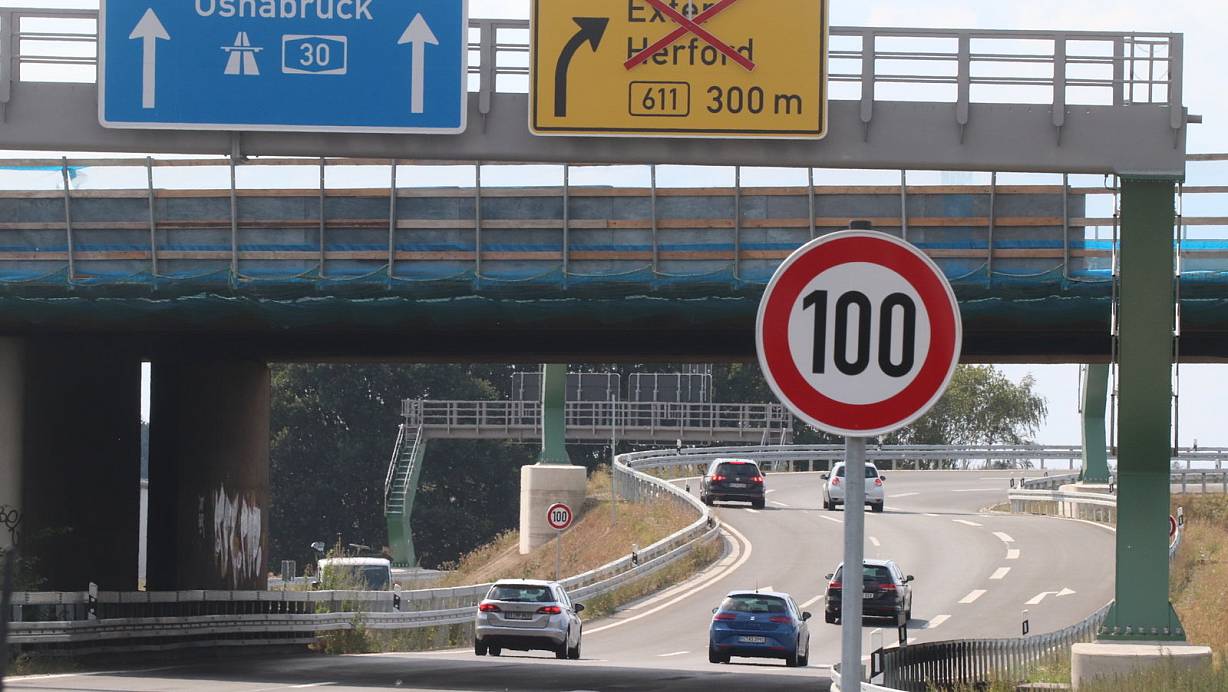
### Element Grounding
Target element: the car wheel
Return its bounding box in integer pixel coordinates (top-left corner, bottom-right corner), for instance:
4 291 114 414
785 646 800 667
824 610 837 624
489 646 501 656
752 499 765 510
798 645 809 667
556 631 570 659
474 639 487 656
708 644 722 664
702 494 712 506
567 639 581 660
872 502 885 513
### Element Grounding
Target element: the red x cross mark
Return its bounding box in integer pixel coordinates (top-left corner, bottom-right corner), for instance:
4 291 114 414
624 0 756 72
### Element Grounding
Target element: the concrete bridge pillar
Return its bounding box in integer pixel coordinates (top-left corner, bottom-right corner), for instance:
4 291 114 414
146 359 270 591
0 338 24 552
19 338 142 590
519 364 586 555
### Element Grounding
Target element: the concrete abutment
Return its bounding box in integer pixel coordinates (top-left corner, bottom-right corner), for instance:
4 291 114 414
147 358 270 590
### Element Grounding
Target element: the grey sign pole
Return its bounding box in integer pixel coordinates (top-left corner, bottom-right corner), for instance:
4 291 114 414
841 436 867 691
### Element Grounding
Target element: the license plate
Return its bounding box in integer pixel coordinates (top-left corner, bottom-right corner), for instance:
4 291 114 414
504 612 533 620
863 592 874 599
728 483 747 488
738 636 767 644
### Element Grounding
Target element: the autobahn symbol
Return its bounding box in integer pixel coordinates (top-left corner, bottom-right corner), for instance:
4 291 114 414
546 502 574 531
756 230 963 437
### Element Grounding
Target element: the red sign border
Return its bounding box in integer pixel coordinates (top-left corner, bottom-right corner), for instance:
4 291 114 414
756 230 962 437
546 502 574 531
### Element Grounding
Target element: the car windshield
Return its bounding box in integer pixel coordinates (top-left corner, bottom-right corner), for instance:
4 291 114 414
719 594 789 614
488 584 555 603
834 466 880 479
715 462 759 478
833 565 894 584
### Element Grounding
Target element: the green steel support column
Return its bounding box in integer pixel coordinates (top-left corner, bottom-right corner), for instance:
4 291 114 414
539 364 570 465
1081 364 1111 484
1102 178 1183 641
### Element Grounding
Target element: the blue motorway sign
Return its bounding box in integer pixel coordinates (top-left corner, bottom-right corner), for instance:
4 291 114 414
99 0 468 133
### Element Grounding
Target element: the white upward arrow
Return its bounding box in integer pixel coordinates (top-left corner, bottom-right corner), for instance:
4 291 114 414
398 14 438 115
129 8 170 109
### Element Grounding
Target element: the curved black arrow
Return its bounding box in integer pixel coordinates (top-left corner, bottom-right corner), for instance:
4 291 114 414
554 17 609 118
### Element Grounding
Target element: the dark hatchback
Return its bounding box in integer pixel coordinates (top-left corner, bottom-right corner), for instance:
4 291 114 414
700 459 765 509
824 559 914 624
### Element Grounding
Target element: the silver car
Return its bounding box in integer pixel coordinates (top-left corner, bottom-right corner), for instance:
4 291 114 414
474 579 585 659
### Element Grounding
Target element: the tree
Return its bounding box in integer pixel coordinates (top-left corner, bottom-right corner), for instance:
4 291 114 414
269 363 535 570
884 366 1048 446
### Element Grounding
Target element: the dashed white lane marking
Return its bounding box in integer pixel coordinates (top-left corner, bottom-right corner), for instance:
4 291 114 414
923 513 940 517
924 614 951 629
869 536 881 547
800 594 825 609
1006 549 1021 560
291 684 334 689
890 492 919 498
771 501 789 507
953 519 983 527
959 590 987 604
746 508 760 514
951 488 999 493
819 515 843 524
657 651 690 657
993 532 1015 543
990 567 1011 580
766 489 777 494
588 522 753 633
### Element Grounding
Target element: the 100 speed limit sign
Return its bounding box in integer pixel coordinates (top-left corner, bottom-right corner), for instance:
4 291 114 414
756 230 962 437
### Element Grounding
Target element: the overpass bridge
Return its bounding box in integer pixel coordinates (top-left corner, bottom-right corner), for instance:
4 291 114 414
0 5 1204 651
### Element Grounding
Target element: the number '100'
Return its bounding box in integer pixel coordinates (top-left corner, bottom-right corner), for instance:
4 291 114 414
802 290 917 378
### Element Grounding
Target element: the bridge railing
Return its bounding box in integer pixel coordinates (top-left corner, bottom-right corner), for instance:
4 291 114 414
1 10 1180 114
399 399 792 442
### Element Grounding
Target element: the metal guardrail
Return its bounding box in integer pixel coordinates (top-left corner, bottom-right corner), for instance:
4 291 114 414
5 446 719 653
0 10 1180 117
400 399 792 443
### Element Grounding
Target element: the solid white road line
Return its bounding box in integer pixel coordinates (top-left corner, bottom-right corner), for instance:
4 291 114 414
953 519 983 527
959 590 987 604
771 501 789 507
890 492 919 498
869 536 881 547
800 594 825 609
657 651 690 657
819 515 843 524
746 508 760 513
951 488 998 493
990 567 1011 580
993 532 1015 543
923 513 940 517
766 489 777 494
924 614 951 629
588 522 754 634
1006 549 1020 560
291 684 335 689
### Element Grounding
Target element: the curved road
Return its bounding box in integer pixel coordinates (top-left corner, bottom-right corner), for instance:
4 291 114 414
9 471 1113 692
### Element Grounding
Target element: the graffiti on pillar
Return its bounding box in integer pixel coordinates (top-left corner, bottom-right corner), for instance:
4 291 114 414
0 504 20 545
210 486 263 588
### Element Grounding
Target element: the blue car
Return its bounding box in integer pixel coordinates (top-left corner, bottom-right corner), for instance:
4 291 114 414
708 590 811 667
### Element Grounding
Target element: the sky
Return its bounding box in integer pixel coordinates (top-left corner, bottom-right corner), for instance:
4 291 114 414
5 0 1228 447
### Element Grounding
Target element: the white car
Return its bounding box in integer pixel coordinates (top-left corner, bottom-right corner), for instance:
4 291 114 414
821 462 886 512
474 579 585 659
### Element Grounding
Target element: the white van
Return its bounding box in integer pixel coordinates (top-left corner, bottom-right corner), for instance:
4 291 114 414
316 557 393 590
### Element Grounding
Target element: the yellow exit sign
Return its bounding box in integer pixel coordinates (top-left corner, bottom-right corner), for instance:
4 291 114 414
530 0 828 139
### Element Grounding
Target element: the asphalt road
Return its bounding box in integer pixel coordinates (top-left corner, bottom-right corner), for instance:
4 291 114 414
8 471 1114 692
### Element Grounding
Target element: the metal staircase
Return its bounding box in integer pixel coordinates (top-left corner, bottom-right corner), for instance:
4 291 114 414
383 424 428 567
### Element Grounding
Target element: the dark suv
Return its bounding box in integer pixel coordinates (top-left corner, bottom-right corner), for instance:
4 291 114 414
701 458 765 509
823 559 914 624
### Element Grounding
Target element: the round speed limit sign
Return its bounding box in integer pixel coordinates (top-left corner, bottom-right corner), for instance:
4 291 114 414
756 230 962 437
546 502 574 531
